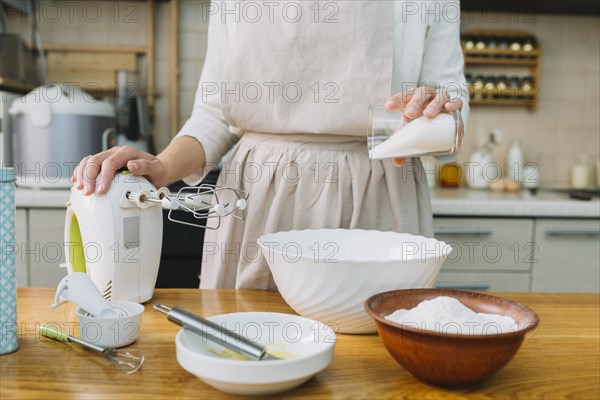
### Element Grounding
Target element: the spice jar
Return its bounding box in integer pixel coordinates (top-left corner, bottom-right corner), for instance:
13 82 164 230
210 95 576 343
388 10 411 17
463 35 475 50
496 75 508 98
510 37 522 52
520 77 534 98
498 36 510 50
522 36 535 52
475 36 486 50
484 76 497 100
508 76 520 100
472 75 485 101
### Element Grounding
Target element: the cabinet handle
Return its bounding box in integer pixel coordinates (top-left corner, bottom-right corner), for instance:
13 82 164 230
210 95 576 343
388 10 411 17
435 282 491 290
434 228 493 235
545 228 600 236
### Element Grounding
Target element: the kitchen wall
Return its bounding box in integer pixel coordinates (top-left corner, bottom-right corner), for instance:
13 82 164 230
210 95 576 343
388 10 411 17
460 11 599 186
6 2 599 186
5 0 210 153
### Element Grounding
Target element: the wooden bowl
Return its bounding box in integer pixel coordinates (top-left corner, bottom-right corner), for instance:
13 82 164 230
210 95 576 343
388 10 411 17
364 289 539 388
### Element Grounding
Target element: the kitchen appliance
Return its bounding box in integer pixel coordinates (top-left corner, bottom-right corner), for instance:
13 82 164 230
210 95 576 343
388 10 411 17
64 172 249 303
40 325 144 374
114 70 150 151
0 91 19 165
9 84 116 188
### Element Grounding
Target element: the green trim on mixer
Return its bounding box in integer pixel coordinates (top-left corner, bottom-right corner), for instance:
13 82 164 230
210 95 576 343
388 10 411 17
69 214 87 273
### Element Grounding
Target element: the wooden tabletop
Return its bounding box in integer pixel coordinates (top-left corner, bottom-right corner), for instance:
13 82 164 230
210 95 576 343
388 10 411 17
1 289 599 399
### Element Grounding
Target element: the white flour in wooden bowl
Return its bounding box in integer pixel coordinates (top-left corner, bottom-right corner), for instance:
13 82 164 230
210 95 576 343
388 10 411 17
385 296 517 335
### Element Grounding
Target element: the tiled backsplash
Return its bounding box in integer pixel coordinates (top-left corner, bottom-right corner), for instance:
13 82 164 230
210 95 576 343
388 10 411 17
6 2 599 187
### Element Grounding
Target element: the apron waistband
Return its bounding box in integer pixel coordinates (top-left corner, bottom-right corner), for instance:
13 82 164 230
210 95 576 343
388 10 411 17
240 131 367 151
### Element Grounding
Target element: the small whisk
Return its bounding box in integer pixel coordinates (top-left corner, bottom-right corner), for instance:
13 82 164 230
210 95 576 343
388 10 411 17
126 184 249 229
40 325 144 374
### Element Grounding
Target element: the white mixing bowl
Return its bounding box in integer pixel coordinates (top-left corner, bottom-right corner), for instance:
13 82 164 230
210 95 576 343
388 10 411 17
258 229 452 334
175 312 336 396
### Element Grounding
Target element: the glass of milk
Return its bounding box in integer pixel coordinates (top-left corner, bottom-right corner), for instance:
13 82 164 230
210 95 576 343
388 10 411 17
368 105 463 160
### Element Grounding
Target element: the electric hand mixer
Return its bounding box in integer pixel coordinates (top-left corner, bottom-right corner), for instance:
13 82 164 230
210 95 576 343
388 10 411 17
64 172 248 303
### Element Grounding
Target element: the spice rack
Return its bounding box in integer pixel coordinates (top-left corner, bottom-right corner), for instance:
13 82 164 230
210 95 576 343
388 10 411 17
461 29 541 111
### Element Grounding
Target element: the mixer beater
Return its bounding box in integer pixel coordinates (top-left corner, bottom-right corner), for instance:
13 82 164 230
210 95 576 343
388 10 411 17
125 184 249 229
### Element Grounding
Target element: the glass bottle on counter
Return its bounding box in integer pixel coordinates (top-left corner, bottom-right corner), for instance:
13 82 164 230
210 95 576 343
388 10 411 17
439 163 462 188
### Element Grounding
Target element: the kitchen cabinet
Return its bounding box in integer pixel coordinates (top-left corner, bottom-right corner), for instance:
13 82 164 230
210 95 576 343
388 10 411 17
434 218 533 271
434 217 534 292
435 217 600 293
532 219 600 292
436 271 530 292
26 209 67 287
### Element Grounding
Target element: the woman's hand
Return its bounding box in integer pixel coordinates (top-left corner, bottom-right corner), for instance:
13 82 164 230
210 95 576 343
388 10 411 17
385 87 463 167
72 146 168 196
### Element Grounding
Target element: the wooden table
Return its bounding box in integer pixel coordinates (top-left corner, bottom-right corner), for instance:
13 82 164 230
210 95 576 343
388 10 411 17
1 289 599 399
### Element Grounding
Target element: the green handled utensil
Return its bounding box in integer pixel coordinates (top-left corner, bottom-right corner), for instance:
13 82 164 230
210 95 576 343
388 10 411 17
40 324 144 374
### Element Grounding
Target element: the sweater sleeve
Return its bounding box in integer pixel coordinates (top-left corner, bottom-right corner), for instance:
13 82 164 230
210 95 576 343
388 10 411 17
174 15 238 185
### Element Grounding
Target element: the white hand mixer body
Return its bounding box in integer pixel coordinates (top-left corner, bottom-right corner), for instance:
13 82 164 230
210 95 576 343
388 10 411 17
64 172 249 303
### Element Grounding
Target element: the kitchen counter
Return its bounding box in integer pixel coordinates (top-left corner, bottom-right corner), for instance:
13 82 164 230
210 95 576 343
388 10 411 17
16 186 600 218
1 289 599 399
431 187 600 218
15 187 71 208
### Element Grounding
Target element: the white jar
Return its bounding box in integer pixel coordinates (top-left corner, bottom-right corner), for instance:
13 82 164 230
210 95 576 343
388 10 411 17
571 155 590 189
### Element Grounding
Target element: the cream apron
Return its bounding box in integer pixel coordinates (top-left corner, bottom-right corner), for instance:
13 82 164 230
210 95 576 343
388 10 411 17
200 1 433 289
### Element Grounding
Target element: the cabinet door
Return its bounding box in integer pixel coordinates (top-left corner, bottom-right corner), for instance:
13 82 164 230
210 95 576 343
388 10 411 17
435 271 530 292
434 218 534 272
28 209 67 287
532 219 600 292
15 209 28 287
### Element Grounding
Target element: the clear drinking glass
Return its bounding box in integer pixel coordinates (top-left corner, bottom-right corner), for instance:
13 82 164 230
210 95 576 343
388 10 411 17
368 105 464 159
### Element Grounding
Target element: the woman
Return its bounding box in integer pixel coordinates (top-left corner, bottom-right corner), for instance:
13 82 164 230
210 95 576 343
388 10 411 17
73 1 468 289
